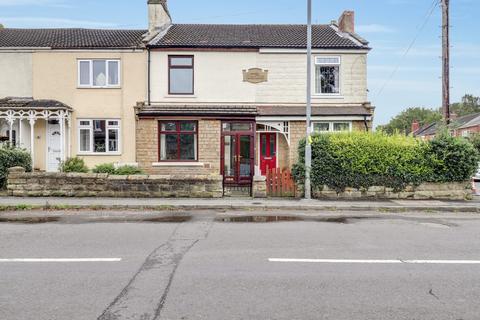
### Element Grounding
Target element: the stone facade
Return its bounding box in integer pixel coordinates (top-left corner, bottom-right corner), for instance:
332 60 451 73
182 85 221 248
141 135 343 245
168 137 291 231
7 167 223 198
252 176 267 198
311 182 471 201
136 118 221 175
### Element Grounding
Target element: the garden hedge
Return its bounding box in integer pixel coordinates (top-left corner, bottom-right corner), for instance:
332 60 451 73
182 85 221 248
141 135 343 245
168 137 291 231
0 146 32 188
292 132 480 192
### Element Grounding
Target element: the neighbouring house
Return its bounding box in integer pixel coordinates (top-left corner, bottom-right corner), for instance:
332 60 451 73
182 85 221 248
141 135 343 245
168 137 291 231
413 113 480 140
136 0 374 194
0 29 146 171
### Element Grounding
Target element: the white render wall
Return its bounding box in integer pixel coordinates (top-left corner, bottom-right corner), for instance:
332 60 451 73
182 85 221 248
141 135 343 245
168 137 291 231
0 51 33 98
150 50 368 105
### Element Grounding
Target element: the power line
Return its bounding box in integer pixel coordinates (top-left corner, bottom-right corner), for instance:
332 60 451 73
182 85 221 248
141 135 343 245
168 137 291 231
376 0 440 97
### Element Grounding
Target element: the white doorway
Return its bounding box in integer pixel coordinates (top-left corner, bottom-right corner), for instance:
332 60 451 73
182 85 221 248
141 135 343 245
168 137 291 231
47 119 62 172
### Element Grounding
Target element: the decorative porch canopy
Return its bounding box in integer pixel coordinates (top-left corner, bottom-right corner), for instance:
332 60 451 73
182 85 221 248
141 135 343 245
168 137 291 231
0 97 72 169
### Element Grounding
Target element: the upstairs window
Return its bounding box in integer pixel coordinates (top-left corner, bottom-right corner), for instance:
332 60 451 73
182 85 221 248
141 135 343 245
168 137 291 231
168 56 194 95
315 56 340 94
78 60 120 88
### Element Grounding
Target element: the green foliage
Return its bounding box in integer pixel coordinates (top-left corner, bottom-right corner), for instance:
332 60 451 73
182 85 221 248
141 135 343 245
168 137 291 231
292 132 479 193
469 134 480 154
60 157 89 173
377 107 442 135
427 134 480 182
447 94 480 117
92 163 116 174
114 165 143 176
0 146 32 188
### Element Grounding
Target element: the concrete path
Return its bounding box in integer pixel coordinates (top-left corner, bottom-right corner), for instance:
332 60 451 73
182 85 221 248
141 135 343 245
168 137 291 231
0 196 479 213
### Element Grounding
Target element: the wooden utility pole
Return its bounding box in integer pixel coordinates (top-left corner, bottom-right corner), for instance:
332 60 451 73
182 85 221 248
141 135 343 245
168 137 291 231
442 0 450 124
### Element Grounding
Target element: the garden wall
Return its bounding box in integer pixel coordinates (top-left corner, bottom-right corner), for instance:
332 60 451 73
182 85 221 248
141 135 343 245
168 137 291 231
313 182 471 200
6 167 223 198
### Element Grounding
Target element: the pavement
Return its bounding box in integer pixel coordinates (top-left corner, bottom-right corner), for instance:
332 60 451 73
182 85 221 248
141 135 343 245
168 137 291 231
1 210 480 319
0 196 479 213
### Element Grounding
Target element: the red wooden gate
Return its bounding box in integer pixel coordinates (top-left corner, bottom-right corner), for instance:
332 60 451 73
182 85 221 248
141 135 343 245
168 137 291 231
266 168 296 197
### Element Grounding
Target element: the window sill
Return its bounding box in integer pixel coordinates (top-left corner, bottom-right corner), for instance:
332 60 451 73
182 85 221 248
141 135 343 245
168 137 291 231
312 95 344 99
152 162 204 167
164 95 197 98
77 86 121 90
78 153 122 156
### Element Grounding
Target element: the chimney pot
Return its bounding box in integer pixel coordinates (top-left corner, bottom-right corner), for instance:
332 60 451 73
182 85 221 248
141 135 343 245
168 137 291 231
338 10 355 34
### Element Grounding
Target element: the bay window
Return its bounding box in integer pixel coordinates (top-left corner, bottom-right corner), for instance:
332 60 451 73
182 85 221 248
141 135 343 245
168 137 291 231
78 60 120 88
315 56 340 94
159 121 198 161
78 119 120 154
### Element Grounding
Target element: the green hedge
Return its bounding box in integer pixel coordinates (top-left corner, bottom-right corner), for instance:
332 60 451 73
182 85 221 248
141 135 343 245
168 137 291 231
0 146 32 188
93 163 144 175
292 132 479 192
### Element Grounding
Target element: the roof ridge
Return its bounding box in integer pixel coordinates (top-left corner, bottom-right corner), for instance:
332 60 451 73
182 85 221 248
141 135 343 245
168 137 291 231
171 23 331 27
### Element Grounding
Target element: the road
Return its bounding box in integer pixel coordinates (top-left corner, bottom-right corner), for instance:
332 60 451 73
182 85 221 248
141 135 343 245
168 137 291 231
1 211 480 319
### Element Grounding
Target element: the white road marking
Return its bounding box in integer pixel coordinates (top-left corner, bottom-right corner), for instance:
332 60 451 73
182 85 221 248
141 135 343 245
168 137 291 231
0 258 122 263
269 258 480 264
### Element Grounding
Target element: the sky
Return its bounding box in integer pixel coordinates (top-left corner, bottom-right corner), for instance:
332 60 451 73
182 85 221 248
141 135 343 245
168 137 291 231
0 0 479 126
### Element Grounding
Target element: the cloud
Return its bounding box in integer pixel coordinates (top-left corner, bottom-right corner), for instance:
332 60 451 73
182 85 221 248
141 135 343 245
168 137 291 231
356 24 396 34
0 17 117 28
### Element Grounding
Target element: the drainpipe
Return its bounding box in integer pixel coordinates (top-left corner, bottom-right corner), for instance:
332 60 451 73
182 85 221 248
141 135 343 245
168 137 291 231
147 48 151 105
364 116 369 132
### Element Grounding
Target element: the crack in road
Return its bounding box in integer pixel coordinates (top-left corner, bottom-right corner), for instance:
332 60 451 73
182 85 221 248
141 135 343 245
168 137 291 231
97 218 213 320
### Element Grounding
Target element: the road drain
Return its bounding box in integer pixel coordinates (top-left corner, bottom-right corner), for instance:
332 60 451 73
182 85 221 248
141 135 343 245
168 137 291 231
215 216 354 223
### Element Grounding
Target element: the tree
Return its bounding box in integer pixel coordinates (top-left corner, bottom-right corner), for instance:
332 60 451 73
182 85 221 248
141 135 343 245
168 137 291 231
442 94 480 117
377 107 442 135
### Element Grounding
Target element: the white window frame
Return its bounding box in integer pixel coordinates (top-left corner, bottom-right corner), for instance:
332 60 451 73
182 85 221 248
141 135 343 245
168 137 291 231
77 59 121 88
313 56 341 96
312 121 352 133
77 119 121 155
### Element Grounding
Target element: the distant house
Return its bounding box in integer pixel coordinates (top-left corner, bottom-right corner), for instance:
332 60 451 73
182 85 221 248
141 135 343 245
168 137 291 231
412 113 480 140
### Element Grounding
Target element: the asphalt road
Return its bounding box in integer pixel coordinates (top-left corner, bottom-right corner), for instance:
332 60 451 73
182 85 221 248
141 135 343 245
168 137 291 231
1 211 480 320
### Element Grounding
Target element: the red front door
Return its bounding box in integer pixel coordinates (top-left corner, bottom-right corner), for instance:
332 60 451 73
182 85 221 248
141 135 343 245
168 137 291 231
260 133 277 175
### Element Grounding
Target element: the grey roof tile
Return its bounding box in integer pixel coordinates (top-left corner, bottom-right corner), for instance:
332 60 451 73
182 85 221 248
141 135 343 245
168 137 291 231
150 24 368 49
0 28 146 49
0 97 71 110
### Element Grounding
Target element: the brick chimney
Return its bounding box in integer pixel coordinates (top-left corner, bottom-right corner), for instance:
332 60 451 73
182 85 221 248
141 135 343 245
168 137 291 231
147 0 171 36
411 120 420 134
338 10 355 34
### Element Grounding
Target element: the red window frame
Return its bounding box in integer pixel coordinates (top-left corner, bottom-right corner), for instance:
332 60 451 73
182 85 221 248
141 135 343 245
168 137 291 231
158 120 198 162
168 55 194 95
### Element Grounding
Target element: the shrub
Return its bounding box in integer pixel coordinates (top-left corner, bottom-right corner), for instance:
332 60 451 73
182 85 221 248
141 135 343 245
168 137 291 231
292 131 480 193
293 132 432 192
427 134 479 182
92 163 116 174
470 134 480 154
60 157 89 173
0 146 32 188
114 165 143 176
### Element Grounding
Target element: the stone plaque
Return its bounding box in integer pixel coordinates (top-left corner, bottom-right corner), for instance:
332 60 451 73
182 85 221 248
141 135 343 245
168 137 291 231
242 68 268 84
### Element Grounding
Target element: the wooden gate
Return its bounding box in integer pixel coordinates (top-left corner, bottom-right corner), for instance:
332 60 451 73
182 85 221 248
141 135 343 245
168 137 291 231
266 168 296 197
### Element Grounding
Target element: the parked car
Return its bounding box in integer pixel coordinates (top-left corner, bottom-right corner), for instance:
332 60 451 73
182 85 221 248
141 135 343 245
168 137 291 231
473 165 480 196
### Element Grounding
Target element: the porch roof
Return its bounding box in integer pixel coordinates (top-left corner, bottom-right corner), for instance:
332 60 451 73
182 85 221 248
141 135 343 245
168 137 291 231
137 104 258 117
257 105 373 117
0 97 72 111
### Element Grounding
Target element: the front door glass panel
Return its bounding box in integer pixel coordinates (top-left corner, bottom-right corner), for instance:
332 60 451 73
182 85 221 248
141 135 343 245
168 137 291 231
224 135 236 178
239 135 251 178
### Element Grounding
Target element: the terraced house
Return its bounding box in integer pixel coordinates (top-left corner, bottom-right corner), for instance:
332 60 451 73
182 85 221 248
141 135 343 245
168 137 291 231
0 0 374 195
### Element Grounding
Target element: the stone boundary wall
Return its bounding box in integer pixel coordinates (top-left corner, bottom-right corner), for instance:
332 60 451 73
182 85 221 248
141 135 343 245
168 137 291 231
313 182 472 200
7 167 223 198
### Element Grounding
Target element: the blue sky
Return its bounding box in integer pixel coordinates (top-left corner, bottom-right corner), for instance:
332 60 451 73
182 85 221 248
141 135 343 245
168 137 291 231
1 0 479 125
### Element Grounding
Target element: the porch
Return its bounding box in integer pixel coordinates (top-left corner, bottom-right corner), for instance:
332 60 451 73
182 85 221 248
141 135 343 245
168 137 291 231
0 97 72 172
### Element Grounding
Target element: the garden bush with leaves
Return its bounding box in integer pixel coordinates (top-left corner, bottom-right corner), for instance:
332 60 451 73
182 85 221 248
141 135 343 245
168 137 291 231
292 131 479 193
60 157 89 173
427 134 479 182
0 146 32 188
93 163 143 175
